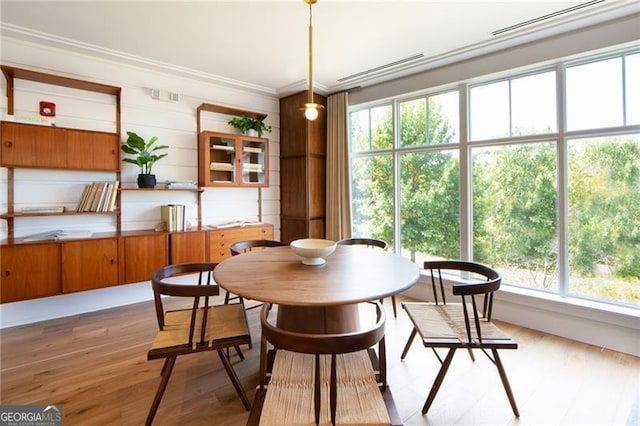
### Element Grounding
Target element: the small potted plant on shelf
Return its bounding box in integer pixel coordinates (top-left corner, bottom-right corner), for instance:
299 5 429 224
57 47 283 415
121 131 169 188
228 115 272 137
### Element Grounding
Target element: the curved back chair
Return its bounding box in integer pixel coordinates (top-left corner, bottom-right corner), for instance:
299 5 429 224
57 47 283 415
251 302 395 425
337 238 397 317
400 260 519 418
230 239 286 256
146 263 251 425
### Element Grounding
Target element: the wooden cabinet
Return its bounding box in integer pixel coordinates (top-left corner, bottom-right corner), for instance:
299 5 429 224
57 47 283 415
1 122 119 171
0 244 61 303
206 224 274 263
279 91 327 243
120 233 168 284
170 230 206 264
61 238 119 293
198 131 268 187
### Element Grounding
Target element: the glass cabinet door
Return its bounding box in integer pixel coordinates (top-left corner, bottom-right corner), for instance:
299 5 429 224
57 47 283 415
207 135 236 184
241 139 266 185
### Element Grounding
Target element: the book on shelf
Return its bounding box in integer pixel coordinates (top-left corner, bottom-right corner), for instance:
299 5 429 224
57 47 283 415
23 229 93 242
166 180 196 189
208 220 264 229
20 206 65 214
76 181 119 212
160 204 186 232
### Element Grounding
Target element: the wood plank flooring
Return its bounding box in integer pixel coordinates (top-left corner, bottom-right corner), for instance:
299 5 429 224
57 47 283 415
1 294 638 425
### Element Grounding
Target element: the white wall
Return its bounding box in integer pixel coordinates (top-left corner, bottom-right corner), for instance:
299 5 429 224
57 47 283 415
0 36 280 327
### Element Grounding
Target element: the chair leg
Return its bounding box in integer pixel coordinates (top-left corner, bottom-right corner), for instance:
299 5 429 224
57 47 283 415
314 354 321 425
422 348 456 414
330 354 337 426
146 356 176 426
391 295 397 318
401 328 418 359
234 345 245 361
217 348 251 410
492 349 520 418
466 347 476 362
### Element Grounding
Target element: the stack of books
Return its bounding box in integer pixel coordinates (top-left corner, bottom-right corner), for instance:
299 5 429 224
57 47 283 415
76 181 119 212
161 204 186 232
166 179 197 189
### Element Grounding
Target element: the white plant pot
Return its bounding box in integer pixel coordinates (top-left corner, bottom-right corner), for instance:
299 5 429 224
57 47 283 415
245 129 258 137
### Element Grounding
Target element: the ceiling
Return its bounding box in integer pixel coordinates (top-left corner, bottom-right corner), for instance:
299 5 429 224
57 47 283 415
0 1 638 96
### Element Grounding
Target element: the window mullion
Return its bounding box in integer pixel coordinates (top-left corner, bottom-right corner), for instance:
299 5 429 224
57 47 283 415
557 63 569 297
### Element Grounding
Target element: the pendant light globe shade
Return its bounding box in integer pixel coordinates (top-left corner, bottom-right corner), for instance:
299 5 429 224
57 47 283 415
304 103 319 121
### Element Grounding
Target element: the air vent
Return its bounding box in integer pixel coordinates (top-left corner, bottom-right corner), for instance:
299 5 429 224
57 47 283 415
338 53 424 82
491 0 605 36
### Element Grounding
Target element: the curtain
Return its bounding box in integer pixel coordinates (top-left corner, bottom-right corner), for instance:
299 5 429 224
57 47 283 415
326 92 351 241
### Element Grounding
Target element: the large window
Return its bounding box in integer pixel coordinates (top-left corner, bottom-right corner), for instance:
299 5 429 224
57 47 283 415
349 48 640 308
472 142 558 291
567 134 640 304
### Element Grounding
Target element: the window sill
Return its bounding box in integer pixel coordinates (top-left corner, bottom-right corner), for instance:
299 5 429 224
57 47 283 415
495 284 639 331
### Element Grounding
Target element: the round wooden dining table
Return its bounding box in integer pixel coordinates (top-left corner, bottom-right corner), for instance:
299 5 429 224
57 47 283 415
213 245 420 334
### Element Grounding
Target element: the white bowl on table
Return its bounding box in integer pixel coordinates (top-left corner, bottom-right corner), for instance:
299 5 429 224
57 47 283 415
290 239 337 266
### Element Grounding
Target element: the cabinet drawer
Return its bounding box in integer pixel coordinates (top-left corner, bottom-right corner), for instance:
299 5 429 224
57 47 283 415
206 225 274 262
1 243 61 303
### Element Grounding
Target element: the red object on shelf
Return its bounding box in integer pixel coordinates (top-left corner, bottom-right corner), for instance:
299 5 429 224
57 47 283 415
39 101 56 117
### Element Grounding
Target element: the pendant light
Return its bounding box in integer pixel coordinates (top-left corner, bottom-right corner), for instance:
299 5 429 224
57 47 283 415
303 0 323 121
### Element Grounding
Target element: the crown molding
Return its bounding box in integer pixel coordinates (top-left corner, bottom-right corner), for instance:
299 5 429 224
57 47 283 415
0 23 278 97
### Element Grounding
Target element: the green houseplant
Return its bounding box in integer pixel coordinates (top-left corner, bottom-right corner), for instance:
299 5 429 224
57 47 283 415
228 115 272 137
121 131 169 188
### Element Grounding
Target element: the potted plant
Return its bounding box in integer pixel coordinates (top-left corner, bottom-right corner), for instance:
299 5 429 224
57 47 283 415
228 115 272 137
121 131 169 188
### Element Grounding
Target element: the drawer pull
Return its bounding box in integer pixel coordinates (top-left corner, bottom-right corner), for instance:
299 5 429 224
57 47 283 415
2 270 10 277
4 141 13 148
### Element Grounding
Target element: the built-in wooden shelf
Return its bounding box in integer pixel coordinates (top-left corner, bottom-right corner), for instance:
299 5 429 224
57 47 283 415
119 187 204 192
1 211 119 219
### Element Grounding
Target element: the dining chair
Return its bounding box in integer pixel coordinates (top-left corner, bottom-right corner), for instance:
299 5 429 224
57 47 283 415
337 237 398 317
227 239 285 309
400 260 519 417
249 301 401 426
146 263 251 425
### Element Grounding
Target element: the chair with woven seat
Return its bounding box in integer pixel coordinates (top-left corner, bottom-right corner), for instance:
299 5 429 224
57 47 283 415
337 238 398 317
146 263 251 425
248 301 401 426
400 260 519 417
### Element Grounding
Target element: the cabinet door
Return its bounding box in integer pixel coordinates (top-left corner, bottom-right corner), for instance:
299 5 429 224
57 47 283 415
199 133 237 187
1 244 61 303
206 225 274 263
67 129 119 171
1 122 66 168
121 233 168 284
240 138 268 186
198 131 269 188
62 238 119 293
170 231 205 264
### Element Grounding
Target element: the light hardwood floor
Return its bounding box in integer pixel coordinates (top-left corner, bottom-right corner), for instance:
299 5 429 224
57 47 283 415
1 294 638 425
